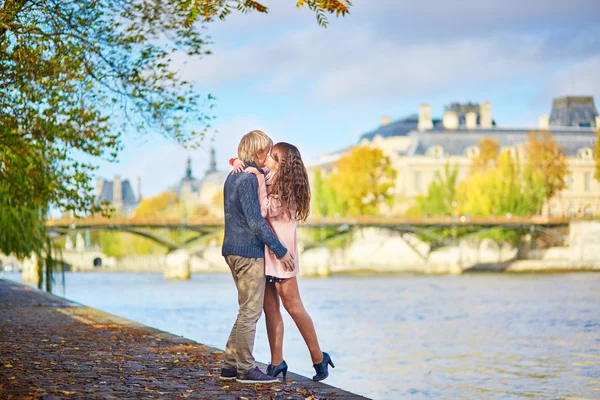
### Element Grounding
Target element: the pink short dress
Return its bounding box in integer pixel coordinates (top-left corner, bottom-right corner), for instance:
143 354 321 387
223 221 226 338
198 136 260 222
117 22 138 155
255 170 299 281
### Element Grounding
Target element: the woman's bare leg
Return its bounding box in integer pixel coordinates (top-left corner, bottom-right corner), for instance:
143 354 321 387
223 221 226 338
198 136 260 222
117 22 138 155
276 277 323 364
263 282 284 365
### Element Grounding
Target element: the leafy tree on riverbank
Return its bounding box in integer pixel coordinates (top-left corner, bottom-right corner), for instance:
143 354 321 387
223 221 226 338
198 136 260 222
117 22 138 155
136 192 181 218
1 0 212 289
407 150 547 246
525 131 568 201
311 170 347 218
327 146 396 216
406 162 459 217
471 137 499 174
457 150 547 217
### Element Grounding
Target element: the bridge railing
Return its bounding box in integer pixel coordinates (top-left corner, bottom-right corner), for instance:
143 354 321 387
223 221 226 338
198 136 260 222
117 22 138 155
45 215 587 228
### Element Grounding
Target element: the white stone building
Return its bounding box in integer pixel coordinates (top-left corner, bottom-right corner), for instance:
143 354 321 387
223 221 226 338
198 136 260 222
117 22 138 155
311 97 600 217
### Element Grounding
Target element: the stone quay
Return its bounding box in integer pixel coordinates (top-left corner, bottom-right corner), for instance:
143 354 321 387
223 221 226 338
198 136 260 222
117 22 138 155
0 279 367 400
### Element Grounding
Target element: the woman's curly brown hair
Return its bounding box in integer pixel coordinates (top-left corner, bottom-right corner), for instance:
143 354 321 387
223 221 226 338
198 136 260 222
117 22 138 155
269 142 311 222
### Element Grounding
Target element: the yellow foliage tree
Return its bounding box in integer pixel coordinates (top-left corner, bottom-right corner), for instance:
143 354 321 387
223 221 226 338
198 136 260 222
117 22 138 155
457 150 547 217
525 131 568 199
471 137 499 174
328 146 396 216
135 192 180 218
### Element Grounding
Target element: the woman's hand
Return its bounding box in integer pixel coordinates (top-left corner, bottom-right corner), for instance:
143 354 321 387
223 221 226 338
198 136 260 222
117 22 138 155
232 158 245 174
244 166 260 176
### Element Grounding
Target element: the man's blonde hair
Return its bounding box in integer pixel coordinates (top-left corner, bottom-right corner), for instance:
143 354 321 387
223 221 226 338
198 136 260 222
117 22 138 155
238 130 273 163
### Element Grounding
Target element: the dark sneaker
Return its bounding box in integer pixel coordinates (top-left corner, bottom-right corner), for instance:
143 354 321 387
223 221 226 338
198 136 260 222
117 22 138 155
236 366 279 384
220 367 237 380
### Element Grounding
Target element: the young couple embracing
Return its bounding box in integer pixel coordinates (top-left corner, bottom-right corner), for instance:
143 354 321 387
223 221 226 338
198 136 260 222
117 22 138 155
220 130 334 384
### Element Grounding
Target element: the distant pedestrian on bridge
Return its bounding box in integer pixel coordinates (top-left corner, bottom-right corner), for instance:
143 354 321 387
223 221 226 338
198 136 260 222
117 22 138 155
221 130 295 384
231 142 334 382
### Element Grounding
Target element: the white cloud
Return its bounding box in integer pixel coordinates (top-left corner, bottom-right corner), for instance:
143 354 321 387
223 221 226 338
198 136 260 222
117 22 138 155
179 26 598 103
205 0 600 40
170 0 600 106
542 57 600 100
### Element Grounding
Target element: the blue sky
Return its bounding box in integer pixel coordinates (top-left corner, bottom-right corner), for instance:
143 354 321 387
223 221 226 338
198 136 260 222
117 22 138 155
94 0 600 199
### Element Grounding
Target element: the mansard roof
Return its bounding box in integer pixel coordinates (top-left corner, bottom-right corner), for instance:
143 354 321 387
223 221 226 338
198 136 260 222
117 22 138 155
359 115 441 142
406 127 597 157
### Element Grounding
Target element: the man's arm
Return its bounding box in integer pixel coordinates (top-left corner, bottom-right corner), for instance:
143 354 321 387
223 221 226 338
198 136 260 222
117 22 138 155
238 176 288 259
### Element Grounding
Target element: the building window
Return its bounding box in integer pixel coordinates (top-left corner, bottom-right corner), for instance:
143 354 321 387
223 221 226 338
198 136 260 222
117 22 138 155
578 148 593 159
465 146 480 158
426 146 444 159
584 172 591 192
567 174 574 191
414 171 422 192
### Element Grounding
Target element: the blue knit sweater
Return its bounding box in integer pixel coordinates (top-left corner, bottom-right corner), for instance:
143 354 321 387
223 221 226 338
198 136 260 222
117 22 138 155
221 165 287 259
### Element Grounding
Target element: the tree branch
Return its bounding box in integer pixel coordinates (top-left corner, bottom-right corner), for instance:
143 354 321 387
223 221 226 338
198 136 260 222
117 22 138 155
0 0 29 40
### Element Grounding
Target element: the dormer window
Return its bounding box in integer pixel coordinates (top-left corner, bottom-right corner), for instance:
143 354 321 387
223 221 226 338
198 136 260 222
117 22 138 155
465 146 480 158
426 145 445 158
577 148 593 160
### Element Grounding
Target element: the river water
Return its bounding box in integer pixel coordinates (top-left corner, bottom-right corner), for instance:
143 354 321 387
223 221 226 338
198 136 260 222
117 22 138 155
5 271 600 399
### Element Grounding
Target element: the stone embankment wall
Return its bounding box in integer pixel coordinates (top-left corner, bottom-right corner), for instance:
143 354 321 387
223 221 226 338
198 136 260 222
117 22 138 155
507 221 600 272
300 227 518 276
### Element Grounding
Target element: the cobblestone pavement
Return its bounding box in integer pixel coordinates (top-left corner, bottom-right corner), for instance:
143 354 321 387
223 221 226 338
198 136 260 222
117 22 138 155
0 280 367 400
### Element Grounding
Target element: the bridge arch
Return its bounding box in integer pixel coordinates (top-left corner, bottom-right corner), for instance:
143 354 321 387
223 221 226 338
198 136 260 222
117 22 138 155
48 225 222 253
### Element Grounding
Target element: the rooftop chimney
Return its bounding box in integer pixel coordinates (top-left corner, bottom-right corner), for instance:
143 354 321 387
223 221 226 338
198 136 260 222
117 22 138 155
539 114 550 130
480 101 492 128
465 112 477 130
113 175 123 210
418 104 433 131
137 176 142 202
380 115 391 127
209 147 217 173
442 111 459 130
95 177 104 201
185 157 193 179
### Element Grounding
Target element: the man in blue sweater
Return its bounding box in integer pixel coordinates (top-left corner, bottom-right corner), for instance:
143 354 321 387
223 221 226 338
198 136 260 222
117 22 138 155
220 130 295 384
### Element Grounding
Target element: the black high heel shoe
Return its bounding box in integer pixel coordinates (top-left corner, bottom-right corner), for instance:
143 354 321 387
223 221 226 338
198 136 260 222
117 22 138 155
312 352 335 381
267 360 288 380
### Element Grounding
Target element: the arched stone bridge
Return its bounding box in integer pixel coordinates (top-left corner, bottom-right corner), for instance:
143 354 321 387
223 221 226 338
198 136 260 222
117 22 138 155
46 216 572 253
37 216 599 280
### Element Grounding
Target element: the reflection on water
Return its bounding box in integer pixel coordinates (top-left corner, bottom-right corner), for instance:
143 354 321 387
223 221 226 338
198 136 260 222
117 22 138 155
5 272 600 399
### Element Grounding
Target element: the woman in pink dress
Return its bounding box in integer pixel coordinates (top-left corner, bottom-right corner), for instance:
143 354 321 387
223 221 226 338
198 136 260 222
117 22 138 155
231 142 334 382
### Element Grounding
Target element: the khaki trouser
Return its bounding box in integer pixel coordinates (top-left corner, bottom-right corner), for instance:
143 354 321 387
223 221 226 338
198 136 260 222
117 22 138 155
223 255 266 373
